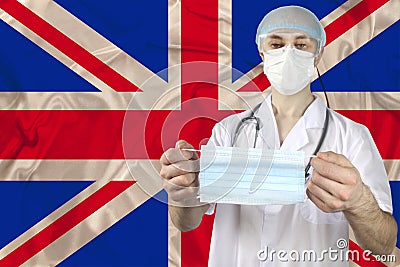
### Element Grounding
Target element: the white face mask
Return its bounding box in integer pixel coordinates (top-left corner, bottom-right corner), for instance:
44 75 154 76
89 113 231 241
263 46 316 95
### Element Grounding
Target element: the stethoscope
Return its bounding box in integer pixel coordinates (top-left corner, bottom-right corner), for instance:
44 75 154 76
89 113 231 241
232 101 330 179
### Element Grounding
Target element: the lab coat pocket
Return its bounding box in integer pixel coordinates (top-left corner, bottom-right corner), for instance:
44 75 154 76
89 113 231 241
300 199 347 224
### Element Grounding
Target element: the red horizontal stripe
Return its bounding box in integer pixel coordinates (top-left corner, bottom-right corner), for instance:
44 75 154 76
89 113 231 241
0 110 398 160
0 0 140 92
0 110 126 159
0 181 135 266
337 110 400 160
238 0 389 92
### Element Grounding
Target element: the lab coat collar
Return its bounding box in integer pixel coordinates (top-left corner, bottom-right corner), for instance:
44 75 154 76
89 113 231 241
256 94 328 150
302 95 328 129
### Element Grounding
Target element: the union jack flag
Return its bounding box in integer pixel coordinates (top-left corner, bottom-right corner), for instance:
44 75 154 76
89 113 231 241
0 0 399 266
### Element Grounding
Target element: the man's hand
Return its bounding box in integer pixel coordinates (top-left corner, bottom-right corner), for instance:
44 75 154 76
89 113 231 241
307 151 364 212
307 151 397 255
159 140 209 232
160 140 200 205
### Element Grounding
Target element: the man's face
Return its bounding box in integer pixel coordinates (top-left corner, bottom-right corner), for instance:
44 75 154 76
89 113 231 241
259 29 318 55
259 29 322 65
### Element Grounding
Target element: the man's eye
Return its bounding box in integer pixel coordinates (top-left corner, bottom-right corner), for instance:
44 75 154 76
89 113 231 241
271 43 284 49
295 43 307 49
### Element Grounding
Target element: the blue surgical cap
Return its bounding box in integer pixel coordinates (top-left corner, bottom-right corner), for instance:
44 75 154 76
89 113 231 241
256 6 326 51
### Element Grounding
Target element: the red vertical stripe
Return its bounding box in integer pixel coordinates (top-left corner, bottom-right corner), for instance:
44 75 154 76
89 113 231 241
181 0 219 103
181 215 215 267
180 0 219 266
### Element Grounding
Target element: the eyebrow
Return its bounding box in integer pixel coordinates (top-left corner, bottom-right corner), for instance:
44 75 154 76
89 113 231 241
267 34 283 40
267 34 310 40
294 35 309 40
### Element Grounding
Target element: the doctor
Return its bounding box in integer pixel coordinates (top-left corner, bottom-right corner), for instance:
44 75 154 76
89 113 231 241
160 5 397 266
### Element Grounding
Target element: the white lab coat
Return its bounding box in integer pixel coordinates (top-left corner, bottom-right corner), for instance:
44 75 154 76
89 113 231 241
205 94 392 267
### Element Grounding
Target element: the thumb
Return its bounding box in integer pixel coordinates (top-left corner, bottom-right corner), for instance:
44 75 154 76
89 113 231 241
175 140 193 149
175 140 198 160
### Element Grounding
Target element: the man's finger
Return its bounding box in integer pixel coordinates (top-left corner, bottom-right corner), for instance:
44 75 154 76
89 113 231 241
311 157 354 184
160 161 199 180
170 160 199 177
160 147 195 166
316 151 353 168
307 180 344 212
309 171 346 198
163 173 198 189
306 189 335 213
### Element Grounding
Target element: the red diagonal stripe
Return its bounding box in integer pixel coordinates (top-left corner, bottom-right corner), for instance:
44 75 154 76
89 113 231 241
0 181 135 266
0 0 141 92
238 0 390 92
349 240 387 267
324 0 389 45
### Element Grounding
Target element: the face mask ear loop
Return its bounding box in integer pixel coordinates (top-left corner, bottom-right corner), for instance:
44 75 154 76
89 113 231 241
317 67 330 109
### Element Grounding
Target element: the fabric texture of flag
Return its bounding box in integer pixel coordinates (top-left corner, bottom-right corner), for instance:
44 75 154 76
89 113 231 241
0 0 399 266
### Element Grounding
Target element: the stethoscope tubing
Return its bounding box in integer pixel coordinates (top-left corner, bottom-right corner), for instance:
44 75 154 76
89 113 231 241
232 102 330 179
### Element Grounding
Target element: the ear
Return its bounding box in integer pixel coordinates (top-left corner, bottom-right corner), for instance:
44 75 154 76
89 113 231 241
260 52 264 61
314 47 324 66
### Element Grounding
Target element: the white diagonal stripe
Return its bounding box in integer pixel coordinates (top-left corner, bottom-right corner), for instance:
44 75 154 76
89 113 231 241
1 159 164 264
320 0 363 27
385 160 400 181
317 0 400 77
21 182 158 266
0 178 111 258
17 0 165 88
0 0 184 110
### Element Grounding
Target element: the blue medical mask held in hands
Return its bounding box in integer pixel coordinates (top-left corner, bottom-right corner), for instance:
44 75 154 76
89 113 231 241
199 145 306 205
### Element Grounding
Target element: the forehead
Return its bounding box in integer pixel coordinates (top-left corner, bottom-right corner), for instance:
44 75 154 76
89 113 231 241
266 29 315 40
